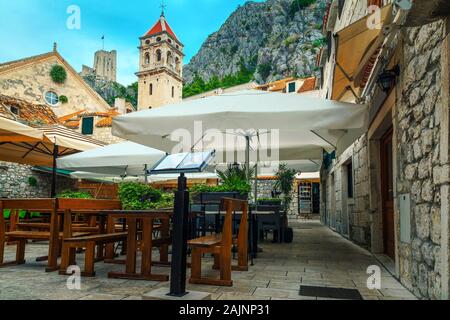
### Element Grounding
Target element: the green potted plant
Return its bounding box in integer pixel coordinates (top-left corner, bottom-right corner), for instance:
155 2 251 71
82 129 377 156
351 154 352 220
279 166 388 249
274 164 297 243
191 163 253 203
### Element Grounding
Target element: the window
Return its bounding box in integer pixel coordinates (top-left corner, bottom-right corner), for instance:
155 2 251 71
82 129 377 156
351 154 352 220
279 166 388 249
167 51 173 67
145 39 150 45
145 52 150 64
45 91 59 106
346 161 354 198
149 83 153 95
81 117 94 135
288 82 296 93
175 57 180 72
156 37 161 42
168 38 172 43
171 86 174 98
156 49 162 62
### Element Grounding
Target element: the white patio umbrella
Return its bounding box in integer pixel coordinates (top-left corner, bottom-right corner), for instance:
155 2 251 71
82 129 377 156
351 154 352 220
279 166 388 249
70 171 218 183
112 90 368 163
57 141 167 181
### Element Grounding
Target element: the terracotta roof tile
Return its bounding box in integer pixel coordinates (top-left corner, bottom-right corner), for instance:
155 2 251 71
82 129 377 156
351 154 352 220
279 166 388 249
144 15 179 41
0 94 58 126
297 77 317 93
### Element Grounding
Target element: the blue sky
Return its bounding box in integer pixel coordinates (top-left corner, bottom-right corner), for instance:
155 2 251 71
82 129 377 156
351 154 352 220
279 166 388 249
0 0 264 85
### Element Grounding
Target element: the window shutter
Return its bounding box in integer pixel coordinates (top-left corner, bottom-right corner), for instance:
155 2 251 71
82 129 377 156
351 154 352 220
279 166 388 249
338 0 345 18
327 31 333 61
320 67 324 89
81 117 94 135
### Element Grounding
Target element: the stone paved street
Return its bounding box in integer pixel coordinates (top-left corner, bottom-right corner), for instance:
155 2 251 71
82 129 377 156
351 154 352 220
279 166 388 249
0 220 417 300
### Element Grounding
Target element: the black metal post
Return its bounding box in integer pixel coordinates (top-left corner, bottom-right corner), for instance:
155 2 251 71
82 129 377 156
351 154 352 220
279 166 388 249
169 173 189 297
51 145 59 198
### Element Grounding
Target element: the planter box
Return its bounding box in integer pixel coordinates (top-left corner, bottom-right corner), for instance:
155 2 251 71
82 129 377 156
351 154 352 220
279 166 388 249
257 200 282 206
193 192 248 204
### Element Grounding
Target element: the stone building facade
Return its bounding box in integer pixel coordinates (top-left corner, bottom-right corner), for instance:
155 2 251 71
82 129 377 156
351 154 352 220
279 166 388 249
0 45 112 118
318 0 450 299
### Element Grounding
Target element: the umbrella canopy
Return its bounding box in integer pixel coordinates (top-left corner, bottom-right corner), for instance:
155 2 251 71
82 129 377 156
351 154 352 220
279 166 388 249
0 125 104 166
0 123 104 197
0 116 43 143
70 171 218 183
57 141 167 177
112 90 368 161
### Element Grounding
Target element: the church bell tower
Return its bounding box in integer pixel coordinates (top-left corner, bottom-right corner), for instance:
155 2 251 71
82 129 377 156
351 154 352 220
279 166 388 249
137 10 184 110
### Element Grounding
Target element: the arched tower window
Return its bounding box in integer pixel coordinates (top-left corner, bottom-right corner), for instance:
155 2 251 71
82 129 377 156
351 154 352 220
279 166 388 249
167 51 173 69
156 49 162 62
145 52 150 65
149 83 153 95
175 57 180 73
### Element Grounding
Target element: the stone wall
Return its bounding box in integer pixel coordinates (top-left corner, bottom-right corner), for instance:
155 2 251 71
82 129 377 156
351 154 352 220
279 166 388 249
321 135 371 249
395 21 445 300
89 127 123 145
252 178 299 217
0 161 76 198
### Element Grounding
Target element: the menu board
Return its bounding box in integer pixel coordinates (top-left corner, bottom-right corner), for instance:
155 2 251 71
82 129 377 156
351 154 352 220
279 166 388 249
150 150 216 174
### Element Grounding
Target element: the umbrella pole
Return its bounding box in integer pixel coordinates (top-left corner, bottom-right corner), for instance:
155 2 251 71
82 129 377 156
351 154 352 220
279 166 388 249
51 145 58 198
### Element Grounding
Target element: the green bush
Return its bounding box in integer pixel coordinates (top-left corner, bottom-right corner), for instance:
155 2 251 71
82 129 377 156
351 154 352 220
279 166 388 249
28 176 38 187
257 63 272 80
57 190 94 199
59 95 69 104
183 59 256 98
50 65 67 84
118 182 170 210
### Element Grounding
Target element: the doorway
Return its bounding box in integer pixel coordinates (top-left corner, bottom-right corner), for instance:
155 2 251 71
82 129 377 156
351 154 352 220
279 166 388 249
380 128 395 259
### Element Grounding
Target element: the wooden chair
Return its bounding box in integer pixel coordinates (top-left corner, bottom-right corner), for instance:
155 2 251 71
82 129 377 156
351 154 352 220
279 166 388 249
188 198 248 286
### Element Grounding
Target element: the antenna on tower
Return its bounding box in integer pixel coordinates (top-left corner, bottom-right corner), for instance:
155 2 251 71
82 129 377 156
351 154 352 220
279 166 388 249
160 0 167 16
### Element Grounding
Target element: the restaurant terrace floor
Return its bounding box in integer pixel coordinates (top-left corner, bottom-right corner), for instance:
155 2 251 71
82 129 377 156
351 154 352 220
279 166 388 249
0 220 416 300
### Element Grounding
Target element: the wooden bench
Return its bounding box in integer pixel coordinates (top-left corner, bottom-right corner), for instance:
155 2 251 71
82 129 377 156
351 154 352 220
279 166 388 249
0 199 121 272
60 232 128 277
1 199 59 269
188 198 248 286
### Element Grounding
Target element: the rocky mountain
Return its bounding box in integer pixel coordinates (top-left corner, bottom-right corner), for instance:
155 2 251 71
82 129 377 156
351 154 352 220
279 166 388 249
183 0 327 85
82 75 138 109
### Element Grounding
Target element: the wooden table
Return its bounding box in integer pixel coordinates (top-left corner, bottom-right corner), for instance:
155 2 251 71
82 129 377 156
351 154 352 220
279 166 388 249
102 210 172 281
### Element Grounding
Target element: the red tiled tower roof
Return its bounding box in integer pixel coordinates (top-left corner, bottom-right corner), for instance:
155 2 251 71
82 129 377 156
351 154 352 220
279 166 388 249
144 14 179 41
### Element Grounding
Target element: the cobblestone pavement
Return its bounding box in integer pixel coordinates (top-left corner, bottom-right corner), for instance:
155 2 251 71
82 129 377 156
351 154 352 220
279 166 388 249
0 220 416 300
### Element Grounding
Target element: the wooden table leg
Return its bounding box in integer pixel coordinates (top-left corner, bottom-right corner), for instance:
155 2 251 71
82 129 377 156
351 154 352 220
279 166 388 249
105 215 115 260
46 204 60 272
141 218 153 276
125 218 137 274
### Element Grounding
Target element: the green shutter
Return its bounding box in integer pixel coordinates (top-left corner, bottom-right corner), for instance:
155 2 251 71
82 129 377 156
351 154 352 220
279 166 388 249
82 117 94 135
